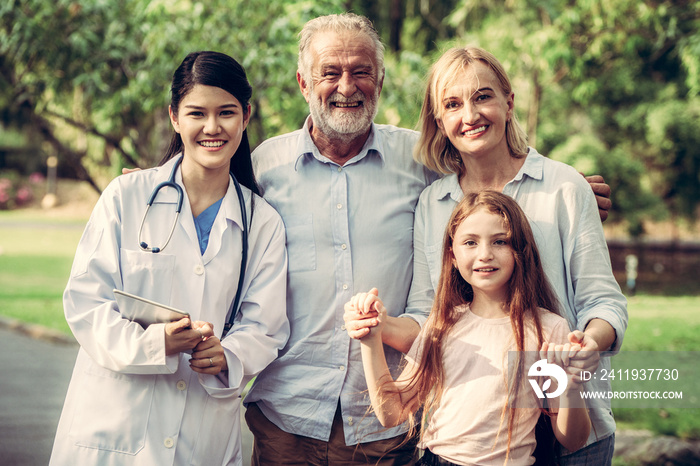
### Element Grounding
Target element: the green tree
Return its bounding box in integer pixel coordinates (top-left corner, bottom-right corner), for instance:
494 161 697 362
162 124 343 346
552 0 700 233
440 0 699 235
3 0 699 236
1 0 346 193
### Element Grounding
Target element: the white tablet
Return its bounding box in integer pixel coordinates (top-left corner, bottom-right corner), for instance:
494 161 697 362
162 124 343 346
114 289 189 328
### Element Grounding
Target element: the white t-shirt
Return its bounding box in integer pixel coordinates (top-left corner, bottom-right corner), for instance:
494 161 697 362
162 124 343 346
406 305 570 465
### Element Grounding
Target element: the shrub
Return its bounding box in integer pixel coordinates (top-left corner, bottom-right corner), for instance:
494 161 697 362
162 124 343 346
0 171 43 210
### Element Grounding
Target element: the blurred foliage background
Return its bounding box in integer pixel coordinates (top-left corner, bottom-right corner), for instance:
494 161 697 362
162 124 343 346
1 0 699 237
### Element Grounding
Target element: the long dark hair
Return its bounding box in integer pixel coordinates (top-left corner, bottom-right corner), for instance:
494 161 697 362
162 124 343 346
160 51 259 196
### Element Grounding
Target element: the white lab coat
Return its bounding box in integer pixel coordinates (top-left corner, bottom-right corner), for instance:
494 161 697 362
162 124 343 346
50 156 289 466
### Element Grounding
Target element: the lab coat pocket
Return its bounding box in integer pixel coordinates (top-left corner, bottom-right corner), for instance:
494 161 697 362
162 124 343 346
68 363 155 454
283 214 316 273
120 248 175 304
190 395 239 465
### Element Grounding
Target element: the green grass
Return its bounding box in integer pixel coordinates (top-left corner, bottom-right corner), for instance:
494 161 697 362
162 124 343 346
0 255 74 333
621 295 700 351
610 296 700 441
0 218 83 334
0 209 88 226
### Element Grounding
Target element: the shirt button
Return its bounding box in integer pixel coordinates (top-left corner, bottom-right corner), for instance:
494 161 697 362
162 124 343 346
176 380 186 391
341 324 346 331
342 284 348 290
164 437 174 448
339 365 345 371
194 264 204 275
348 416 354 426
336 203 342 209
337 167 342 172
341 244 347 250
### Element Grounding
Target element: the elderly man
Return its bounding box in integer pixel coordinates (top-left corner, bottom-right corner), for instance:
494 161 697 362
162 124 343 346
243 13 434 465
243 13 612 465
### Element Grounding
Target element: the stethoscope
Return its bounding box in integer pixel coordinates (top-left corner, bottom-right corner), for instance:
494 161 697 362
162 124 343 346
137 155 248 338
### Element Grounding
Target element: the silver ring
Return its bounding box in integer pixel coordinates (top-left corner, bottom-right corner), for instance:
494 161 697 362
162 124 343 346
209 358 213 367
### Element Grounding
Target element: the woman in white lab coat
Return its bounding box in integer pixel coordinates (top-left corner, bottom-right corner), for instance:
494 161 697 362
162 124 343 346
50 51 290 466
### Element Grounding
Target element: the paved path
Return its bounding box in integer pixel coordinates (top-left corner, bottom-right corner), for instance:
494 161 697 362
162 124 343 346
0 325 253 465
0 327 76 466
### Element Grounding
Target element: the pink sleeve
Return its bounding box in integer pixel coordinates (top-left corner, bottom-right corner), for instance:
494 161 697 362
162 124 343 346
545 314 571 345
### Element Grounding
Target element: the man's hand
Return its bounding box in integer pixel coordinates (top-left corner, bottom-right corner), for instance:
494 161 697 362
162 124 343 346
343 305 379 340
583 174 612 222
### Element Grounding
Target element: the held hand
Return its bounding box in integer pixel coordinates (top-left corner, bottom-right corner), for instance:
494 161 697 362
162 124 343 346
582 174 612 222
343 304 379 340
344 288 386 340
566 330 601 382
540 341 581 368
164 318 205 355
349 288 382 314
540 341 584 387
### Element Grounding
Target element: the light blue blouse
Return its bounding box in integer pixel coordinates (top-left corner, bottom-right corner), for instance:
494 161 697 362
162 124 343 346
408 147 628 446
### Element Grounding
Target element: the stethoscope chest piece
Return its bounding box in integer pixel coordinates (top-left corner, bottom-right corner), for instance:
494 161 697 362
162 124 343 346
138 158 185 254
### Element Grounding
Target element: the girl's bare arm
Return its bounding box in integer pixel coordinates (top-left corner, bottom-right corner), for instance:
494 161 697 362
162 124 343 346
541 342 592 451
345 291 421 427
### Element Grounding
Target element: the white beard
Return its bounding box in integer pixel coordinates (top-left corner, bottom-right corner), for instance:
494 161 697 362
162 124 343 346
308 89 379 143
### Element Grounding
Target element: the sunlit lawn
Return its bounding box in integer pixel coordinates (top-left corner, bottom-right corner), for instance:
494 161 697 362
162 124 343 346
611 295 700 441
0 213 83 334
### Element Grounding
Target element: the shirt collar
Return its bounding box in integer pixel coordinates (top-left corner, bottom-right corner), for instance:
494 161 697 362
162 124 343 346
154 154 182 184
156 153 245 231
293 116 385 170
431 148 543 202
221 176 246 232
511 147 544 183
433 173 463 203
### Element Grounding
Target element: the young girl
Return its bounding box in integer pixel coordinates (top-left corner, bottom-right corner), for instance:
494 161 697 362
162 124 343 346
50 51 289 465
346 191 590 465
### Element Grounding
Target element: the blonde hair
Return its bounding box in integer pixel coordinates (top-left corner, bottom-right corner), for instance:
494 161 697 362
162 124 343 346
414 47 529 174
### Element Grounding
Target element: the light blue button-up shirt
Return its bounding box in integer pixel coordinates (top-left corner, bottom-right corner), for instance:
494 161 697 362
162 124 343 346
245 117 438 444
409 147 628 447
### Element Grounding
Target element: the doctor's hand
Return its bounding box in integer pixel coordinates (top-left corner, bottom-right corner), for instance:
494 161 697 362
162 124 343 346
190 323 227 375
164 318 205 356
